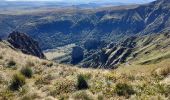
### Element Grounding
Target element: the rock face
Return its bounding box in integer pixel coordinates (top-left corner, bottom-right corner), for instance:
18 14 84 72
71 46 84 64
81 32 170 68
81 46 132 69
7 31 45 59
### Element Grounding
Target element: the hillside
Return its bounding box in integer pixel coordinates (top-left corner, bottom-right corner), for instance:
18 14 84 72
44 31 170 69
0 35 170 99
0 0 170 99
80 32 170 68
0 0 169 50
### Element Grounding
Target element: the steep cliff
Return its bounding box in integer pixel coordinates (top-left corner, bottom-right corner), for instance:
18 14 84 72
7 31 45 59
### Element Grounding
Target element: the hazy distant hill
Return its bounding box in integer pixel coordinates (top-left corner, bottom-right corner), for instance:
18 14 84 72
0 1 129 9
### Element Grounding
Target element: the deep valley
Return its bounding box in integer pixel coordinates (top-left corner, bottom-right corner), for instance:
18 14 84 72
0 0 170 99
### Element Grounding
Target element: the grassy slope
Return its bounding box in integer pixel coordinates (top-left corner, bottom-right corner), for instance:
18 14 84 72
0 41 170 100
128 33 170 65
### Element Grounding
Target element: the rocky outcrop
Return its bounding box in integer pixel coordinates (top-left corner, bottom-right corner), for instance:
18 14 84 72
71 46 84 64
7 31 45 59
81 32 170 68
81 46 132 69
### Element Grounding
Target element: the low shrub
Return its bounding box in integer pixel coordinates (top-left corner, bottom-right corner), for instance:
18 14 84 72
21 67 33 78
159 66 170 77
47 62 53 67
49 79 76 96
10 73 26 91
7 59 16 67
114 82 135 98
35 77 50 86
155 84 170 96
77 74 89 90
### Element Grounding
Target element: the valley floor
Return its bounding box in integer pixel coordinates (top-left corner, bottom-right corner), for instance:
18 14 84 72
0 41 170 100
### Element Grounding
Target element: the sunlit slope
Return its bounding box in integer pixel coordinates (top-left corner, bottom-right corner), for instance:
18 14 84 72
0 39 170 99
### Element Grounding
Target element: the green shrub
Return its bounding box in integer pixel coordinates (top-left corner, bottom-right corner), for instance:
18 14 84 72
77 75 88 90
156 84 170 96
114 83 135 98
10 73 26 91
21 67 33 78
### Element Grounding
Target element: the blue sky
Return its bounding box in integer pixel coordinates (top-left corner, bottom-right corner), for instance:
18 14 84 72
5 0 155 4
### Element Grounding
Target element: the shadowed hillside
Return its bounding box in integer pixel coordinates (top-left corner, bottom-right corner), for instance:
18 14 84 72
7 31 45 59
80 32 170 68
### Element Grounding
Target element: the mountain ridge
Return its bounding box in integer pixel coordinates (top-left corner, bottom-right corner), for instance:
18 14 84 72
0 0 167 50
14 0 170 49
7 31 45 59
79 32 170 68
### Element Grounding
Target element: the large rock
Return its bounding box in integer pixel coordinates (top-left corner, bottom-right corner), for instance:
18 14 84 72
71 46 84 64
7 31 45 59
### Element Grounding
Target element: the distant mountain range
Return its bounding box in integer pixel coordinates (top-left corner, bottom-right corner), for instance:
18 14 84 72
0 1 129 9
0 0 156 9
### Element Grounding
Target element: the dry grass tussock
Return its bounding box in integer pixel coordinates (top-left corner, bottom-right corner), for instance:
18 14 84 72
0 42 170 100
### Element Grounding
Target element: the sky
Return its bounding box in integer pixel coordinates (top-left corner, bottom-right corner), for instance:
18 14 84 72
4 0 156 4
